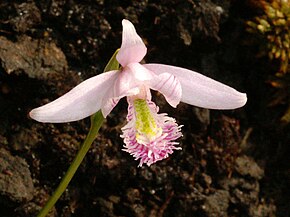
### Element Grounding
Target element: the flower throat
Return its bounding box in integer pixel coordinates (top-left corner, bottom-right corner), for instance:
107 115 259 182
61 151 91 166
133 99 162 143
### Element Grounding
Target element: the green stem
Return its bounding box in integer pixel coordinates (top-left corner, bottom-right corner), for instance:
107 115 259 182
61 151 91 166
37 112 104 217
37 49 119 217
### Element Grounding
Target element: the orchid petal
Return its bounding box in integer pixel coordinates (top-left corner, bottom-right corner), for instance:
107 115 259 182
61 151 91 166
144 64 247 109
101 98 120 118
101 68 141 116
101 64 155 116
112 67 141 97
106 66 150 99
127 63 155 81
29 70 119 123
148 72 182 108
116 19 147 66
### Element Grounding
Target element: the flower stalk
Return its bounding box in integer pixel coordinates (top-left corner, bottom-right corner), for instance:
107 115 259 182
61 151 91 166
36 50 120 217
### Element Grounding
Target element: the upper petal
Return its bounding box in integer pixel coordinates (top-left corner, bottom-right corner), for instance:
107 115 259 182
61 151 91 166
144 64 247 109
29 70 119 123
116 19 147 67
127 63 155 81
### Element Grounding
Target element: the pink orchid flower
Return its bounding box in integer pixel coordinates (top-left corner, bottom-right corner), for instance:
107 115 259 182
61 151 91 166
30 19 247 166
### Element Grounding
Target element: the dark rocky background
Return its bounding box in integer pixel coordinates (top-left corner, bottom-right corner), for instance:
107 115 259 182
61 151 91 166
0 0 289 216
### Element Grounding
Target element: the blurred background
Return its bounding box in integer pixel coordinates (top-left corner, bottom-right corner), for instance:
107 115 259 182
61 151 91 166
0 0 289 216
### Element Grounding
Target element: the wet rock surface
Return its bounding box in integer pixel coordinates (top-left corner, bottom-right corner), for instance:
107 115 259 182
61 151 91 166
0 0 289 216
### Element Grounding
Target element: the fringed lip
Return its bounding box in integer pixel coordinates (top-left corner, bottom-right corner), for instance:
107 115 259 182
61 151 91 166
121 97 182 167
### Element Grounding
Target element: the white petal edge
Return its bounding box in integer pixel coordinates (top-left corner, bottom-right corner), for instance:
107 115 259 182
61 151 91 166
116 19 147 67
101 97 121 117
29 70 119 123
144 64 247 109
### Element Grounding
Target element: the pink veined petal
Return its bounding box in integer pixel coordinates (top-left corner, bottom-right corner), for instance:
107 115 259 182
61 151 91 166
126 63 155 81
106 66 143 100
148 72 182 108
101 63 156 116
113 69 140 96
144 64 247 109
101 66 144 116
116 19 147 67
29 70 119 123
